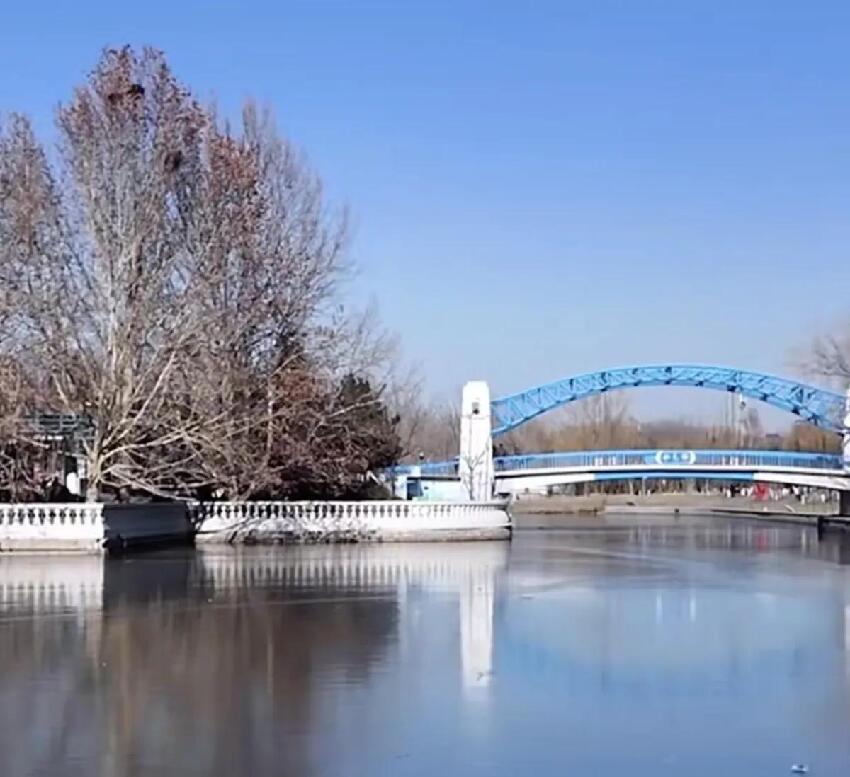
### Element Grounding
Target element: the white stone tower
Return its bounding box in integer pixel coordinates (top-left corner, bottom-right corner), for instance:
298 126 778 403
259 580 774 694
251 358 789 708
844 384 850 472
842 385 850 515
459 381 494 501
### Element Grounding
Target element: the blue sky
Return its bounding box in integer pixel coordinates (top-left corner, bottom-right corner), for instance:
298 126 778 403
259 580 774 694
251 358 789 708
2 1 848 421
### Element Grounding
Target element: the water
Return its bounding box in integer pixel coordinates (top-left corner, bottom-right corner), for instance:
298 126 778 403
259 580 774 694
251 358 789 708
1 514 849 776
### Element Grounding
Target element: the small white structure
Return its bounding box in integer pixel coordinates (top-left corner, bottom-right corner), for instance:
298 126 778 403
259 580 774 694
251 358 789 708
459 381 494 501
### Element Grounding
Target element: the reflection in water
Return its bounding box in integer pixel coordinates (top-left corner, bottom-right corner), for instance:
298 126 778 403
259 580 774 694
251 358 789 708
614 520 850 564
0 543 505 777
0 555 105 615
505 521 850 683
846 605 850 681
460 572 495 691
0 519 847 776
817 529 850 565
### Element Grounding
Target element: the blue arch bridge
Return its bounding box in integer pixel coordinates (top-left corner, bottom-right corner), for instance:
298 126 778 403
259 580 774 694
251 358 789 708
390 364 850 513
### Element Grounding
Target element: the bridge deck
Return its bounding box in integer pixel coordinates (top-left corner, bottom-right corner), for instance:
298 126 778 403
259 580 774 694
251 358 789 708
395 449 845 479
494 449 843 473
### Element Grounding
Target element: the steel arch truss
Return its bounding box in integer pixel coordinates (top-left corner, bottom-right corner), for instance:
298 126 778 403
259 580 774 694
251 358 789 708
491 364 845 436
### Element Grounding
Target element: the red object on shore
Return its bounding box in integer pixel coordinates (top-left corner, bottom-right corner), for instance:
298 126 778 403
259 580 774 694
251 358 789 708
753 482 769 501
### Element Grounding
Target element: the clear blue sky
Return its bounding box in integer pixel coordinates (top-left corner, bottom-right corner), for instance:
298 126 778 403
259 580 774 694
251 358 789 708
2 1 849 420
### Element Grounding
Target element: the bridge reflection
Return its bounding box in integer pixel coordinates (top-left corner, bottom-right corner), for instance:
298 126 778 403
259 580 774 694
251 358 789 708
502 523 850 702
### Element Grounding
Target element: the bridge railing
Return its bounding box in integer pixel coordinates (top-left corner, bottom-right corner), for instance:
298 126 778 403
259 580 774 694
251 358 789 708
388 462 459 477
389 449 844 480
493 449 844 473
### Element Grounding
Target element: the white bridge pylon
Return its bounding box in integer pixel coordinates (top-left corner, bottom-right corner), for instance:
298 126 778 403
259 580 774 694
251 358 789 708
844 384 850 472
459 381 494 501
838 384 850 515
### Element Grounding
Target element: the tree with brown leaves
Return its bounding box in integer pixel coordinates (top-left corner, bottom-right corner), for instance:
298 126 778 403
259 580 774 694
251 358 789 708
0 47 400 500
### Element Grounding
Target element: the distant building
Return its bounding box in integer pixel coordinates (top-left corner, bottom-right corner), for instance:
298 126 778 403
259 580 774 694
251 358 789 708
764 433 782 449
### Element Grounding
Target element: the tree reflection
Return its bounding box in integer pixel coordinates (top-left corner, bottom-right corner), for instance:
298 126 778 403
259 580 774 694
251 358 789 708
0 550 400 777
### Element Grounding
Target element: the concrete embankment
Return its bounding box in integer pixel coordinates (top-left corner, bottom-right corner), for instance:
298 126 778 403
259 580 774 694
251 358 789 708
192 500 512 544
510 494 849 530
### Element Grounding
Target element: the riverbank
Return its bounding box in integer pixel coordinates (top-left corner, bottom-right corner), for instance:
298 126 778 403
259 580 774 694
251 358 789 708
511 492 838 514
510 493 849 530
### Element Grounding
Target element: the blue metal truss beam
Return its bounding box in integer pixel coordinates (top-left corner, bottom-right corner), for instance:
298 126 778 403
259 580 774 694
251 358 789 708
490 364 845 436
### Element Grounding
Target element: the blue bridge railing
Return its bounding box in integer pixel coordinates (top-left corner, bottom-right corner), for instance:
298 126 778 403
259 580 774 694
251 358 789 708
390 449 844 478
493 449 844 473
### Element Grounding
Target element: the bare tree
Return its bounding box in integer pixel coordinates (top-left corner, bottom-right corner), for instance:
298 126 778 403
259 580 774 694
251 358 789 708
386 368 428 460
0 47 399 500
791 315 850 388
569 392 633 449
808 331 850 383
499 391 635 453
0 49 217 498
398 400 460 462
790 320 849 436
162 100 350 498
0 358 46 499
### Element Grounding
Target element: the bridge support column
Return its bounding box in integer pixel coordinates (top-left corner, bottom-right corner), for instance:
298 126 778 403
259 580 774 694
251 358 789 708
459 381 494 501
842 386 850 516
844 384 850 472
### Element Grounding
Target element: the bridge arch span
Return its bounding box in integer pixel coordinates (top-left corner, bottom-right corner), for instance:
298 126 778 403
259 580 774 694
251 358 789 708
491 364 844 436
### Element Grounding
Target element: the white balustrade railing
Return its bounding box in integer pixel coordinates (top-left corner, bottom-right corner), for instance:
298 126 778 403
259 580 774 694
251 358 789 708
192 500 510 542
0 503 103 528
0 502 191 551
0 503 104 549
0 500 510 549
